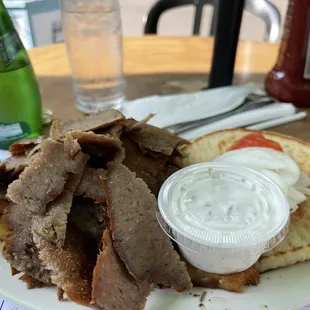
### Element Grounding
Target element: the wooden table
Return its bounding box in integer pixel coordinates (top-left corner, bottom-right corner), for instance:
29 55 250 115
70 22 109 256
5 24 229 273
29 36 310 141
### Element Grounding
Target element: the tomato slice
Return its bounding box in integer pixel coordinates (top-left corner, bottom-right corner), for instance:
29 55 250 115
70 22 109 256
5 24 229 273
228 133 283 152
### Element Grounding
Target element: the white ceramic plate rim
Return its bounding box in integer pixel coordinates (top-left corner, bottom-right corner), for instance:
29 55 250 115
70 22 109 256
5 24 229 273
1 254 310 310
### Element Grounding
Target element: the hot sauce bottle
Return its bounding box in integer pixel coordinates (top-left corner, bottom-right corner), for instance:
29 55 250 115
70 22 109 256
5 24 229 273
265 0 310 106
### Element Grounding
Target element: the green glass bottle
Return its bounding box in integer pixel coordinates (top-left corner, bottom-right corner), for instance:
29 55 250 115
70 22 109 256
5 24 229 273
0 0 42 150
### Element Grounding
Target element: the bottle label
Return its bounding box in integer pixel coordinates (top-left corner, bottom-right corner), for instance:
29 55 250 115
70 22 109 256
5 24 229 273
0 31 23 67
0 122 30 149
304 29 310 79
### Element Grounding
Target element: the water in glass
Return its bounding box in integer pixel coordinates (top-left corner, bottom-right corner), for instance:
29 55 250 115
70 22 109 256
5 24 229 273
61 0 125 114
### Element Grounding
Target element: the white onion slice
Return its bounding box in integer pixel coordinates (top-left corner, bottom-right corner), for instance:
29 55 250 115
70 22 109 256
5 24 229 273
259 169 289 195
215 147 310 213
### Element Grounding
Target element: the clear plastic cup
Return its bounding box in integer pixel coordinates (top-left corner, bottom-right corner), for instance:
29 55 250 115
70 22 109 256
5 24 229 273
61 0 125 114
157 163 290 274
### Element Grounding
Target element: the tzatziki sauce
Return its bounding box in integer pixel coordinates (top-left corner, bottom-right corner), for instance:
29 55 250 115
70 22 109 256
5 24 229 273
157 163 290 274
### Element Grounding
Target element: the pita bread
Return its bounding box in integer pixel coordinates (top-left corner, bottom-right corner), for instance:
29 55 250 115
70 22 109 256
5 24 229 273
187 263 259 293
175 128 310 273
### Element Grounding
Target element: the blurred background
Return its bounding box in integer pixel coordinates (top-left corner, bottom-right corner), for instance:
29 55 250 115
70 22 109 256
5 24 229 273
4 0 287 50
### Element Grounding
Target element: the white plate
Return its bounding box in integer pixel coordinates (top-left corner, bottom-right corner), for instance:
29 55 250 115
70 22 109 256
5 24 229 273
1 255 310 310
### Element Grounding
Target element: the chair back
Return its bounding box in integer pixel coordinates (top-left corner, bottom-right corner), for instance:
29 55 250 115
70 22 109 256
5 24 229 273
144 0 281 42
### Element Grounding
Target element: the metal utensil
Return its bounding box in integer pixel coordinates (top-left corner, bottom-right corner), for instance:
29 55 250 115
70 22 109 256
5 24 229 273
165 95 276 134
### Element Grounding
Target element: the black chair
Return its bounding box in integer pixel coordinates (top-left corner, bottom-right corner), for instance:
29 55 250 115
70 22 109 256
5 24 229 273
144 0 281 42
144 0 281 88
144 0 219 36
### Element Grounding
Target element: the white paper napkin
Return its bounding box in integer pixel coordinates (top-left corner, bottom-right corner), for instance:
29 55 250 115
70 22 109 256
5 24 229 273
247 112 307 130
123 83 258 128
180 103 296 140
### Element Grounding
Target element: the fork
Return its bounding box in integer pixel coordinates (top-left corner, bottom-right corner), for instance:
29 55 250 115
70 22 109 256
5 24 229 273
164 95 276 134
